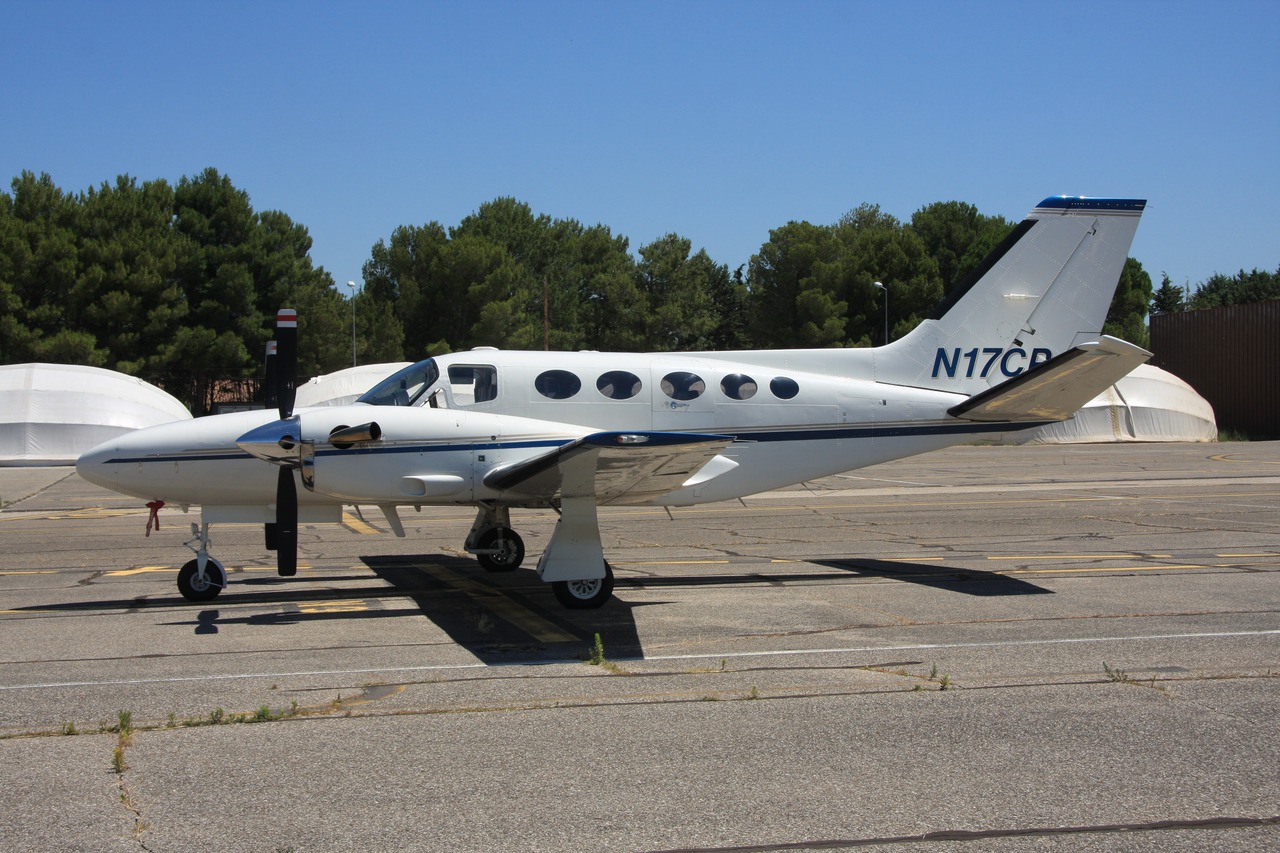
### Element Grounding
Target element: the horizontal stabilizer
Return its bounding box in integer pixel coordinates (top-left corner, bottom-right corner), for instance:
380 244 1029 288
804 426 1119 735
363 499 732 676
948 336 1151 423
485 431 734 505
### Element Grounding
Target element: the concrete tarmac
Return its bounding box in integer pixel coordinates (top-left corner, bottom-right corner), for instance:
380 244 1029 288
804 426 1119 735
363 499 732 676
1 442 1277 851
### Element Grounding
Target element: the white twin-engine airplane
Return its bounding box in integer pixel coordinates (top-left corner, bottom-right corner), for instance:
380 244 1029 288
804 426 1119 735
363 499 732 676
78 196 1150 609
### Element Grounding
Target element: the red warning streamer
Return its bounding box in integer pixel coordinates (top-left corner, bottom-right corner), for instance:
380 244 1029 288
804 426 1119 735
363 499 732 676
145 500 165 537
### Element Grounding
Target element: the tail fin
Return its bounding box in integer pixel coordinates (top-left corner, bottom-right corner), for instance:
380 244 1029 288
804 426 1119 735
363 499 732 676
877 196 1145 395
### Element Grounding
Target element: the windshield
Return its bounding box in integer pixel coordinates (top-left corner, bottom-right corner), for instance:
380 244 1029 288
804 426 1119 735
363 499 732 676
356 358 440 406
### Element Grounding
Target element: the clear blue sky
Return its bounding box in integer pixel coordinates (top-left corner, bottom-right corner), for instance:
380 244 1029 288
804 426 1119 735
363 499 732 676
3 1 1276 295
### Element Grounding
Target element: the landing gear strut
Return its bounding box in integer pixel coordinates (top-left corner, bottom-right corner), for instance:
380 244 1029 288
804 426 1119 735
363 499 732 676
177 521 226 602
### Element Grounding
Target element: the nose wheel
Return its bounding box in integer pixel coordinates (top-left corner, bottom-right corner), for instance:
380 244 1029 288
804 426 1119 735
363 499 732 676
177 557 227 602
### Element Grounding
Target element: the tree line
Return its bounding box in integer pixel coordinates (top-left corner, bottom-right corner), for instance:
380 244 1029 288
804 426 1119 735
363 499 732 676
4 168 1262 414
1151 266 1280 314
0 170 344 412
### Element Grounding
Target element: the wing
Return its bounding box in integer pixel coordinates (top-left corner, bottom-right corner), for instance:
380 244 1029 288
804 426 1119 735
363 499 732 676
484 431 736 505
948 336 1151 423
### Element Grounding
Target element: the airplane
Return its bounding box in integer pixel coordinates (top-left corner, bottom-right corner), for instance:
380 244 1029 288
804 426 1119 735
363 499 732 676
77 196 1151 609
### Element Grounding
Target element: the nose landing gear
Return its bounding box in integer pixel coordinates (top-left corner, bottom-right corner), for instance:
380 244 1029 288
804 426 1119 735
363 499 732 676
177 521 226 602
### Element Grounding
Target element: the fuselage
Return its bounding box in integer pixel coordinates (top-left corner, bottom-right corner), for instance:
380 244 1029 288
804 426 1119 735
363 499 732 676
77 348 1030 516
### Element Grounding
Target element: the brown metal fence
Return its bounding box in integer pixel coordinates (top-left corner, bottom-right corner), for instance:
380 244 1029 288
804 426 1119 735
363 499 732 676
1149 300 1279 437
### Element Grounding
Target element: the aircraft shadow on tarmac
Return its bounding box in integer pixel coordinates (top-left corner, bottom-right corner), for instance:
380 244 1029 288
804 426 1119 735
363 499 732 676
813 558 1054 596
16 554 1047 665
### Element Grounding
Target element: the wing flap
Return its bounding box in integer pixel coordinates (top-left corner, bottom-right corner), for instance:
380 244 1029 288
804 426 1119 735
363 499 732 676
948 336 1151 423
484 432 735 505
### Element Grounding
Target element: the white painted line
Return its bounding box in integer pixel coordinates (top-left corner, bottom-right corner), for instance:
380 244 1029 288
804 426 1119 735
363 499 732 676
0 662 488 692
4 629 1276 692
642 629 1280 663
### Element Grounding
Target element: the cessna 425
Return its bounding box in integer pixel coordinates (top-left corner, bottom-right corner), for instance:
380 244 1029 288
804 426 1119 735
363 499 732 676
78 196 1150 609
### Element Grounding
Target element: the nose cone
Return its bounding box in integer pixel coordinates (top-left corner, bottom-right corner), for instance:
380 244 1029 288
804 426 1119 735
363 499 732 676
76 436 120 492
74 409 287 505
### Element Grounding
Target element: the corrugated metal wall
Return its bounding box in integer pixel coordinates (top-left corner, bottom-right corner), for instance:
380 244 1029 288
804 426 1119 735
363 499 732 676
1149 301 1279 437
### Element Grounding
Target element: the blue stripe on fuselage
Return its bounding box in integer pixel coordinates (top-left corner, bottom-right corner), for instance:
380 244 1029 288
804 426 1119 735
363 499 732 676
98 420 1049 466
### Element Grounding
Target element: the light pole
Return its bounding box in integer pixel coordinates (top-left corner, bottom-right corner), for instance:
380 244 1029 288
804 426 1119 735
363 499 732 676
345 280 357 367
873 281 888 346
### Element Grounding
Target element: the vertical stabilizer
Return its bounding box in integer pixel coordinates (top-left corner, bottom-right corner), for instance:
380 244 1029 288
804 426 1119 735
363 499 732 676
876 197 1145 395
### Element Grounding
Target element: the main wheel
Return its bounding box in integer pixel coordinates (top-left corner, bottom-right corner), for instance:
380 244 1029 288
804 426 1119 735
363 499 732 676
177 558 227 602
476 527 524 572
552 562 615 609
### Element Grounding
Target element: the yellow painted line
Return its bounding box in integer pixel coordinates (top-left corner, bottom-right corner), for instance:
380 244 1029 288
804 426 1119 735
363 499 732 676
647 496 1120 517
616 556 946 568
987 554 1169 561
298 599 370 614
106 566 176 576
104 565 281 577
767 556 947 564
0 508 142 522
614 560 730 566
1211 453 1280 465
1217 553 1280 558
342 511 379 535
0 570 59 575
1003 564 1206 575
416 562 576 644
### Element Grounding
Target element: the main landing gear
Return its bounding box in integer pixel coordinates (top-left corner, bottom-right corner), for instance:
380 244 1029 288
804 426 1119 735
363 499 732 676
474 527 525 572
468 502 615 609
551 562 615 609
465 504 526 573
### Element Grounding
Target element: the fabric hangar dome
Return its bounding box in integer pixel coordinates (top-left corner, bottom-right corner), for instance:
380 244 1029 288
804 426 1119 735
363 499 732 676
0 363 191 466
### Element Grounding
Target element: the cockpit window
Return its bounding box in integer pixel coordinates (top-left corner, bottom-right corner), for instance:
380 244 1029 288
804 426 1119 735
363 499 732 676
448 364 499 405
357 359 439 406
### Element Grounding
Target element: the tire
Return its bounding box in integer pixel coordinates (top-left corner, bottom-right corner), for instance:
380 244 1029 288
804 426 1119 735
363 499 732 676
177 558 226 602
552 562 614 609
476 527 524 572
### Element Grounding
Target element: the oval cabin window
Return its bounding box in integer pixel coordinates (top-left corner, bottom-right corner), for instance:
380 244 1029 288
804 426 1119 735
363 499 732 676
769 376 800 399
720 374 757 400
661 372 706 401
596 370 643 400
535 370 582 400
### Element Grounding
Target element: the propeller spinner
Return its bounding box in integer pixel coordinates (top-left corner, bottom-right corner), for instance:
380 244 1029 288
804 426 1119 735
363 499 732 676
238 309 303 576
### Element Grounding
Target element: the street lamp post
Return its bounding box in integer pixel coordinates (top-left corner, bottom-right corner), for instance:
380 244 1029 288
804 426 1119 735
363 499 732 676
873 281 888 346
345 280 357 367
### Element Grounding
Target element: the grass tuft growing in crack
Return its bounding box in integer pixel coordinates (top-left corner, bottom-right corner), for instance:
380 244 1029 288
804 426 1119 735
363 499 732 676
588 632 606 666
1103 661 1131 683
109 713 148 842
584 632 627 674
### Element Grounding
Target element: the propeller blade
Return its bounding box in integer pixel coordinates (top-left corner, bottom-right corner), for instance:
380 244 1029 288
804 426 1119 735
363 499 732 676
276 465 298 576
275 308 297 420
263 340 278 410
